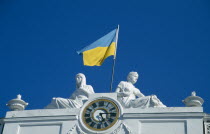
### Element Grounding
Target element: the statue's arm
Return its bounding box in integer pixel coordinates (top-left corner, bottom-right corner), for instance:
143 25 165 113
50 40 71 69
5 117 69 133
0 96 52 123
115 87 125 97
87 85 94 94
115 82 131 97
134 88 145 98
79 85 94 96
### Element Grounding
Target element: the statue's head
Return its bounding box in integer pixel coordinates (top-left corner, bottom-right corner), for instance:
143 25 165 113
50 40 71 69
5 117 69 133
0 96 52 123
127 72 138 84
76 73 86 88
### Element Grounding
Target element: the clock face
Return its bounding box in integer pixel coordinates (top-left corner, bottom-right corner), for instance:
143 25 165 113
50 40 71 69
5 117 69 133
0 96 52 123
82 99 119 131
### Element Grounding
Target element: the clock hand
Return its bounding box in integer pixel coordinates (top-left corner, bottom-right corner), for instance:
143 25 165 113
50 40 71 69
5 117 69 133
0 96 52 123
99 113 116 122
99 113 105 121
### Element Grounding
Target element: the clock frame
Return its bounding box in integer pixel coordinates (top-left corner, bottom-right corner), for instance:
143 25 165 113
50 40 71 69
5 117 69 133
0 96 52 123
82 99 120 131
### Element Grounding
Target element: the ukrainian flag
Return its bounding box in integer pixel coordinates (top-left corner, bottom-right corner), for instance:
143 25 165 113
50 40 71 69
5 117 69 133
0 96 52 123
77 28 118 66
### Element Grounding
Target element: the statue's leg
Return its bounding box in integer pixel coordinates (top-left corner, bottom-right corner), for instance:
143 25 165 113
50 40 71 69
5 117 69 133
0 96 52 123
45 97 82 109
131 96 151 108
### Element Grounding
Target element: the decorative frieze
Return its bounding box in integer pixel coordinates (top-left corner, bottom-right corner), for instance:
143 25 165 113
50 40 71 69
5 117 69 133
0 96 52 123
205 123 210 134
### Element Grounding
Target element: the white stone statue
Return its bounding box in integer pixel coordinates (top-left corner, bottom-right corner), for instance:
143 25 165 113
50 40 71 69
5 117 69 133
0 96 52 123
45 73 94 109
115 72 166 108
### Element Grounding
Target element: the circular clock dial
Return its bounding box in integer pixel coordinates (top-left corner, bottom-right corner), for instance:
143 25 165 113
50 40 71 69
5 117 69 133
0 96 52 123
82 99 119 131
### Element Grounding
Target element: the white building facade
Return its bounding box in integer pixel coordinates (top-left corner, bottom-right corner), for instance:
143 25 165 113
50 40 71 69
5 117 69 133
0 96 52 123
0 92 209 134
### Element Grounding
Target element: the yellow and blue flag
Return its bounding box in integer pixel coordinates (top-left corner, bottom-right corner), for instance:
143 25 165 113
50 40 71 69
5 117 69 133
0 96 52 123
77 28 118 66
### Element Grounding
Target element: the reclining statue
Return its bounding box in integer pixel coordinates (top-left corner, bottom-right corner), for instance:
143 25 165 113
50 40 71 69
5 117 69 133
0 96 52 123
45 73 94 109
115 72 166 108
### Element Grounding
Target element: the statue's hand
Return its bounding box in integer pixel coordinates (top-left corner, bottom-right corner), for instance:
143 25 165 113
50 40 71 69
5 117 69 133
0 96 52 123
78 87 88 95
123 91 131 97
117 92 131 97
78 87 86 91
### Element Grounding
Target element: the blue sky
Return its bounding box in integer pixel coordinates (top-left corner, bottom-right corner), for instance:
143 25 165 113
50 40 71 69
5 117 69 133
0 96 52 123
0 0 210 117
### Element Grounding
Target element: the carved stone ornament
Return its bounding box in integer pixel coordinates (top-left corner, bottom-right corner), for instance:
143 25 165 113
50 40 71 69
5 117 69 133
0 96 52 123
6 94 28 111
67 124 86 134
208 124 210 134
183 91 204 107
110 123 132 134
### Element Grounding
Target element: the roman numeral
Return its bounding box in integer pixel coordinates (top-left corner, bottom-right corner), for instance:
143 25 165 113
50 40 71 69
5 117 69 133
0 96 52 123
85 114 90 117
92 103 97 108
109 107 116 111
106 102 110 107
90 122 96 127
108 118 114 123
99 101 104 106
97 124 102 129
86 118 92 123
86 108 92 112
104 122 108 127
110 113 117 117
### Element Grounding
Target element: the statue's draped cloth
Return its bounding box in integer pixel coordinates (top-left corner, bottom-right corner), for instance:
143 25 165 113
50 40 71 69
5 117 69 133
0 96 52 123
45 85 94 109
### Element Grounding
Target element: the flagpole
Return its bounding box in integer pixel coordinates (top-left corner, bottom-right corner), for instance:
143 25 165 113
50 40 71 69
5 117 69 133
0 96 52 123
110 25 119 92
